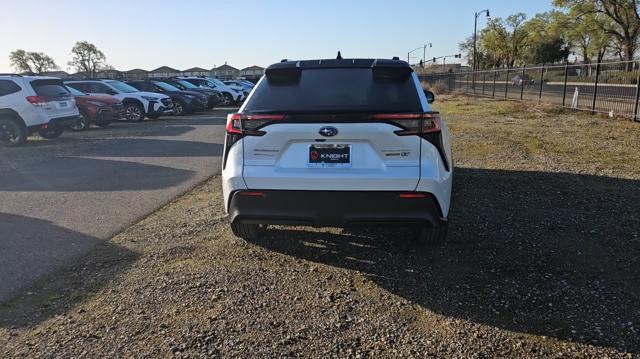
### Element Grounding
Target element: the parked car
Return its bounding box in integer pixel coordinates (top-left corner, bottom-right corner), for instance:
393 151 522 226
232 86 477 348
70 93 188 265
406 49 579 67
126 80 207 115
222 57 452 244
178 76 244 105
205 76 250 100
65 85 124 131
512 74 535 86
160 78 221 109
65 80 173 122
0 74 79 146
224 80 254 91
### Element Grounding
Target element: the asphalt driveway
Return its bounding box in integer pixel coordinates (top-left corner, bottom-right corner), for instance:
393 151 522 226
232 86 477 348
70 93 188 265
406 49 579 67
0 111 230 302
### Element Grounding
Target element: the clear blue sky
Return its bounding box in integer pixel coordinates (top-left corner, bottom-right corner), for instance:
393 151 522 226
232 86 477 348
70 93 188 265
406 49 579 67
0 0 553 72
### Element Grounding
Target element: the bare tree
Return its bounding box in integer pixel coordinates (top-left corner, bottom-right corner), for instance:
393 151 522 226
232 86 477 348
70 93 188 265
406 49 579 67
68 41 107 78
9 49 58 74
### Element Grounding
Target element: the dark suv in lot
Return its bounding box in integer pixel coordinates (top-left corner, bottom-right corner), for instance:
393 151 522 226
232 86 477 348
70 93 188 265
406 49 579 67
126 80 208 115
160 78 222 109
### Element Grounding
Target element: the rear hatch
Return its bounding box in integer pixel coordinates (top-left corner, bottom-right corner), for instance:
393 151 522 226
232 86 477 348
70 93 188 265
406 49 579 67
28 79 76 118
238 66 424 191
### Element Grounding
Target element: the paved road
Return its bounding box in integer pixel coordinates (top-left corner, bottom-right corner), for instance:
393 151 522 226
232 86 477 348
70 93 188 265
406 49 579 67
0 110 230 302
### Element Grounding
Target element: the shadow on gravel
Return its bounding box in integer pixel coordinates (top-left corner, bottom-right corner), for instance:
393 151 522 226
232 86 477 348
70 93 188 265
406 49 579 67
0 156 196 192
0 213 138 327
252 167 640 353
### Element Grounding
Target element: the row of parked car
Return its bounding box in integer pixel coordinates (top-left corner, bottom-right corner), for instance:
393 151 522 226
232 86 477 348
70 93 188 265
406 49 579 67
0 74 255 146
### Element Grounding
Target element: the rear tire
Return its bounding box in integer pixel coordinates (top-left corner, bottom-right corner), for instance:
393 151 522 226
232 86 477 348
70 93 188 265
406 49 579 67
413 222 448 245
230 223 267 240
38 127 64 139
0 117 27 147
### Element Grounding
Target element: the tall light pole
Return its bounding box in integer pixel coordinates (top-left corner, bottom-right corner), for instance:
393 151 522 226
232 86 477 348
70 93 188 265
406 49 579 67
407 46 423 64
423 43 433 65
473 9 490 88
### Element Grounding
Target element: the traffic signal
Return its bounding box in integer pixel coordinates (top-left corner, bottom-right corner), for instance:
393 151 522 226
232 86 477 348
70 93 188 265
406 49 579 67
433 57 436 63
419 59 424 68
455 54 461 58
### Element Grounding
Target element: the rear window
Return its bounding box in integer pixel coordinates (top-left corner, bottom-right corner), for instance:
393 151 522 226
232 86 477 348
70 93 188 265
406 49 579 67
30 79 70 99
244 68 422 113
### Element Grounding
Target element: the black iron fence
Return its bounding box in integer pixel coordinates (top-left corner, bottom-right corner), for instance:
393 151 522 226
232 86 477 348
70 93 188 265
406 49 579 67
420 60 640 121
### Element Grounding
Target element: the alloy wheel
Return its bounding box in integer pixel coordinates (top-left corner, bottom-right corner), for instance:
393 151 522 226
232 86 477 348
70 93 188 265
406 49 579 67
125 105 143 121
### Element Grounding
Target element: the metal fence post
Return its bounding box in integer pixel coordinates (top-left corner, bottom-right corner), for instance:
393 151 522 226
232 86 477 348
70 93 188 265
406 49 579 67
492 68 497 97
505 67 509 98
538 64 545 103
591 62 601 114
482 71 486 95
633 61 640 122
562 62 568 107
520 66 526 101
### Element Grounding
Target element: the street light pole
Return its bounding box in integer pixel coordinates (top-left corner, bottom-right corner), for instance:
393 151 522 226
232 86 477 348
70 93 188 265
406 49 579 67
407 46 424 65
472 9 490 88
423 43 432 65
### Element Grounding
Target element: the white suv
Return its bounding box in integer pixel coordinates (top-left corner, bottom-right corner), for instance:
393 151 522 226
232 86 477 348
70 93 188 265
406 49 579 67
65 80 173 122
0 75 79 146
222 58 453 244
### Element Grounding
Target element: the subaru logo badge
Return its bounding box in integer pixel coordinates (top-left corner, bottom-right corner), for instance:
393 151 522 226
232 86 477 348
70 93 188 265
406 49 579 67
319 126 338 137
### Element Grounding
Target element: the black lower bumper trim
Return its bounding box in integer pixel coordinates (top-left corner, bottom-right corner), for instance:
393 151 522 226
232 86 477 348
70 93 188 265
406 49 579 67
50 115 80 128
228 190 445 228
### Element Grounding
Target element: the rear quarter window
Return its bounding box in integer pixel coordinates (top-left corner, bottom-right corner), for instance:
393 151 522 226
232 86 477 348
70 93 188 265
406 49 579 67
0 80 21 97
244 68 422 113
30 79 70 99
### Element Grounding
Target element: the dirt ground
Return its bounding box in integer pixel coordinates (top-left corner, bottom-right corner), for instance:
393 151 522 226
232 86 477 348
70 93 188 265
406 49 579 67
1 96 639 358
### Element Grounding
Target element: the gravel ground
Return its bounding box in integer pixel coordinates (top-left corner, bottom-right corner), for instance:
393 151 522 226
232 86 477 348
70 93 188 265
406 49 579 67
1 96 639 358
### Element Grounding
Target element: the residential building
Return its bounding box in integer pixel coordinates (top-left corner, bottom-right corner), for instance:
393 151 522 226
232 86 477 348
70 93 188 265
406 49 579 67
211 64 239 80
39 71 70 79
239 66 265 81
182 67 210 77
123 68 149 80
149 66 181 78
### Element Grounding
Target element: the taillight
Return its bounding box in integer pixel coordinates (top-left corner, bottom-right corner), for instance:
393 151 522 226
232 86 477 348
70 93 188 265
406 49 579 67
374 112 449 171
223 113 285 170
372 112 442 136
26 96 49 106
226 113 285 136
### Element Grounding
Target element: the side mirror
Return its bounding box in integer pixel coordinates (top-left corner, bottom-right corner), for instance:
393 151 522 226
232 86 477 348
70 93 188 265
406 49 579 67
424 90 435 103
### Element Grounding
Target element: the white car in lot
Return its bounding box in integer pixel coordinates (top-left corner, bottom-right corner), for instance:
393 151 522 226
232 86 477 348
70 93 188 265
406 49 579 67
222 58 453 244
0 75 79 146
65 80 173 122
178 76 245 105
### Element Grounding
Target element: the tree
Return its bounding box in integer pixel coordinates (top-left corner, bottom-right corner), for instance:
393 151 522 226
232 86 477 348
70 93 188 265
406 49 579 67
9 49 58 74
68 41 107 78
554 0 640 64
521 12 571 64
478 13 528 67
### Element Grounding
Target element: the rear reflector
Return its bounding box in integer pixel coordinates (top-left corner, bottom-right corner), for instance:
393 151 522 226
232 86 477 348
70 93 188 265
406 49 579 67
399 193 428 198
238 191 266 197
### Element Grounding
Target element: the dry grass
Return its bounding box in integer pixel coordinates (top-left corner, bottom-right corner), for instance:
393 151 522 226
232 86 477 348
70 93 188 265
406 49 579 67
432 94 640 179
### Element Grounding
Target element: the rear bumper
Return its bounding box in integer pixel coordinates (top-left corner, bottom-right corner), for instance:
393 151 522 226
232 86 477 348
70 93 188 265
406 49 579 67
49 115 80 128
228 190 445 228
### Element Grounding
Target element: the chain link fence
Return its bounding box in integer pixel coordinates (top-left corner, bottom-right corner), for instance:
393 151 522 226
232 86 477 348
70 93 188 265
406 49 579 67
420 60 640 121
